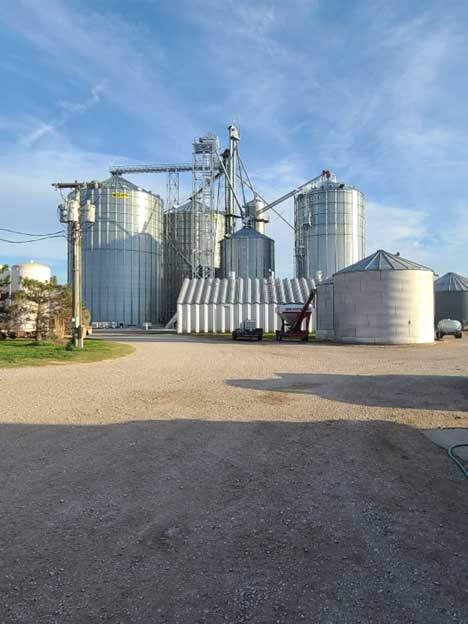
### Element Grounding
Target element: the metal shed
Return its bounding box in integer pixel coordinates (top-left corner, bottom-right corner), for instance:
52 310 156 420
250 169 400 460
316 276 334 340
177 277 315 334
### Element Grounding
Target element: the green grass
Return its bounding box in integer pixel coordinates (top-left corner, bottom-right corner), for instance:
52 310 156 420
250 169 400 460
0 339 134 368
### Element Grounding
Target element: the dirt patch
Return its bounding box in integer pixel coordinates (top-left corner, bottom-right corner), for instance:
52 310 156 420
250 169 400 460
1 335 468 622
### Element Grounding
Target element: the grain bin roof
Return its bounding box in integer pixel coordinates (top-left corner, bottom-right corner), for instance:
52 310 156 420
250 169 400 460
177 277 315 305
101 175 159 196
103 175 140 190
434 272 468 292
226 226 273 241
335 249 433 274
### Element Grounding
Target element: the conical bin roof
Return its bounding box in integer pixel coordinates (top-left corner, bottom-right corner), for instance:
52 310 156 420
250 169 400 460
226 226 273 241
335 249 433 275
434 272 468 292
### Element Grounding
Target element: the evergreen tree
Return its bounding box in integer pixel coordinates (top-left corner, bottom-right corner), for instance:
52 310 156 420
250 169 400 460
0 265 10 333
9 277 71 341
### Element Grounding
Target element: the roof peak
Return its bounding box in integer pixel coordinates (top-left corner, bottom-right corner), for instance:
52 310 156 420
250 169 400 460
226 226 273 241
336 249 433 274
435 272 468 291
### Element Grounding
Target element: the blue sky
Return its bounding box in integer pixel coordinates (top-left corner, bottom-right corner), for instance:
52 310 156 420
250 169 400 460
1 0 467 282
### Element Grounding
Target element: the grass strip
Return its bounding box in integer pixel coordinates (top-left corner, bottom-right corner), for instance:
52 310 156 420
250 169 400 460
0 339 133 368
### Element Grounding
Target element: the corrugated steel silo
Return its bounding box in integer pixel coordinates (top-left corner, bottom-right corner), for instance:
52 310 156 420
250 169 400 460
220 226 275 279
164 200 225 320
74 175 164 326
434 272 468 329
295 173 364 279
333 250 434 344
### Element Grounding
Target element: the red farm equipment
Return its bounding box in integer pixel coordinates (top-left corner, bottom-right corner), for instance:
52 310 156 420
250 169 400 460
275 288 316 342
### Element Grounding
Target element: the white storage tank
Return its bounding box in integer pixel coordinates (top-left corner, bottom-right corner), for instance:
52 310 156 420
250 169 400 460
316 276 334 340
9 261 52 334
11 261 51 292
333 250 434 344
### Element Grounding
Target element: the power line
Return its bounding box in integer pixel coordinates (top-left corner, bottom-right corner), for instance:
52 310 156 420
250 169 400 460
0 228 64 237
0 235 65 244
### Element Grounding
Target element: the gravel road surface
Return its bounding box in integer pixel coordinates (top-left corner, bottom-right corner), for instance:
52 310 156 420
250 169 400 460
1 334 467 623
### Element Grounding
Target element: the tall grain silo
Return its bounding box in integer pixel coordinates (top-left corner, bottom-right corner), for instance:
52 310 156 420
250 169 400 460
74 175 164 326
295 172 364 280
333 250 434 344
164 200 225 320
220 226 275 279
434 272 468 329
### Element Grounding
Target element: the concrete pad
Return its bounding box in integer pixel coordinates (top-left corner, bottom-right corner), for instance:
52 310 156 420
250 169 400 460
424 428 468 461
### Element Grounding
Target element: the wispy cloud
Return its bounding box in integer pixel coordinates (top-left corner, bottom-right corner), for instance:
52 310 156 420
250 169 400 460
57 83 104 115
0 0 196 155
19 82 106 148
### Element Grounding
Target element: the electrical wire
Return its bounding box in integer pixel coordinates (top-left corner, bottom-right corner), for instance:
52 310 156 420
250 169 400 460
0 228 64 237
0 235 66 244
448 444 468 479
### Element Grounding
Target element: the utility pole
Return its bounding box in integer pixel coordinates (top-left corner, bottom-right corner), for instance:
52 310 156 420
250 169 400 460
53 181 99 348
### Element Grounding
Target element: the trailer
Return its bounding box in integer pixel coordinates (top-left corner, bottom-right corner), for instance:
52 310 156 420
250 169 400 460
232 320 263 341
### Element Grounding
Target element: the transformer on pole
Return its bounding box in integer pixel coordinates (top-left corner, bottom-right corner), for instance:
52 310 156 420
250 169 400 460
53 181 99 348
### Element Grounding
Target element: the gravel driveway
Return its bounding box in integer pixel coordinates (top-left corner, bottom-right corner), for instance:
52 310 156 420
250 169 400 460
1 334 467 623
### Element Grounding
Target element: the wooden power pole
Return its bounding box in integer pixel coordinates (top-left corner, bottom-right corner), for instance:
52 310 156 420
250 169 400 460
53 181 99 348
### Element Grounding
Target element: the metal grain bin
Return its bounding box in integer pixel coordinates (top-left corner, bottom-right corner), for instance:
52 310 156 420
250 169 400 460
434 272 468 329
333 250 434 344
74 175 164 326
295 174 364 280
164 200 225 321
220 226 275 279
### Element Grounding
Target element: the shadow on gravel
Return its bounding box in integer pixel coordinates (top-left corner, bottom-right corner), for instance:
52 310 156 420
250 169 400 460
0 418 467 623
226 373 468 412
